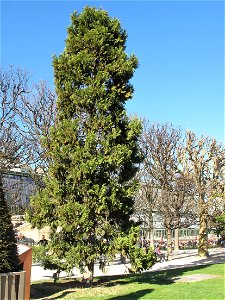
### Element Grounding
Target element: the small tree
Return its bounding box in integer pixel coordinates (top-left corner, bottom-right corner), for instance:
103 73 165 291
209 194 225 244
0 176 20 273
213 214 225 242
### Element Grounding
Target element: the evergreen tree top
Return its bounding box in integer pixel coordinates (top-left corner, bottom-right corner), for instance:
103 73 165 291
67 6 128 49
53 6 138 119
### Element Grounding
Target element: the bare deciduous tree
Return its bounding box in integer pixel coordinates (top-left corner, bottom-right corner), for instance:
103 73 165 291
0 66 56 211
134 169 158 248
16 80 56 177
168 173 197 251
182 131 225 257
138 122 200 260
139 122 184 260
0 66 29 172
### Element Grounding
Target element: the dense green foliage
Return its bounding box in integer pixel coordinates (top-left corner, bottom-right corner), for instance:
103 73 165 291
213 213 225 240
116 226 155 272
0 177 20 273
33 244 69 275
28 7 151 278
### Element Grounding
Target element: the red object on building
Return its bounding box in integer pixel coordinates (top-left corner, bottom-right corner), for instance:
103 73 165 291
18 244 32 300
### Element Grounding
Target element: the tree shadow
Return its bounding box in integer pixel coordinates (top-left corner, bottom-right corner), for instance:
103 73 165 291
47 288 154 300
30 280 83 299
96 262 224 288
125 263 224 286
31 263 224 299
53 290 78 299
107 288 154 300
96 272 174 287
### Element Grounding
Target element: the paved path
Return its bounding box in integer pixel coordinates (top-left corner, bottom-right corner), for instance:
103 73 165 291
31 248 225 282
150 247 225 272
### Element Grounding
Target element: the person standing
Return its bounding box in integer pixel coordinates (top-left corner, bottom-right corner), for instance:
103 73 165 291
38 235 48 246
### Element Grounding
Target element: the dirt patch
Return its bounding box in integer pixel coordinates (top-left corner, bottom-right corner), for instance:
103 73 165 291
172 274 220 283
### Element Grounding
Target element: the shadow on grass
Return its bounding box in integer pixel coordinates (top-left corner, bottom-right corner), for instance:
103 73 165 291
97 264 216 287
126 263 222 285
30 263 223 299
30 280 83 299
107 288 154 300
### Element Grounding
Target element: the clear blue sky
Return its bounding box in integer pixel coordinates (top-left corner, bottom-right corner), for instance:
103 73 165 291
1 0 224 143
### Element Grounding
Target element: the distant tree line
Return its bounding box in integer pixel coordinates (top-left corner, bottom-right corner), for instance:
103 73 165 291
136 121 225 259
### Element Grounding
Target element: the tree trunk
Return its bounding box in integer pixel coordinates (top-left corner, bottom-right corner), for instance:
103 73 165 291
87 260 95 285
198 194 209 257
174 228 179 251
198 210 209 257
148 211 154 249
149 229 154 249
167 227 172 261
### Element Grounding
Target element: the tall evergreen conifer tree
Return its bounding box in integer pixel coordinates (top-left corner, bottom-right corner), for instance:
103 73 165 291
29 7 153 281
0 177 20 273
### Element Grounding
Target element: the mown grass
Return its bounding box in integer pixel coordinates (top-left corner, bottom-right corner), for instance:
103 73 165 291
30 263 225 300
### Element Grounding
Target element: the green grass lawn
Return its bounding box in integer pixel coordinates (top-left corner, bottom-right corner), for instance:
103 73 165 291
30 263 225 300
